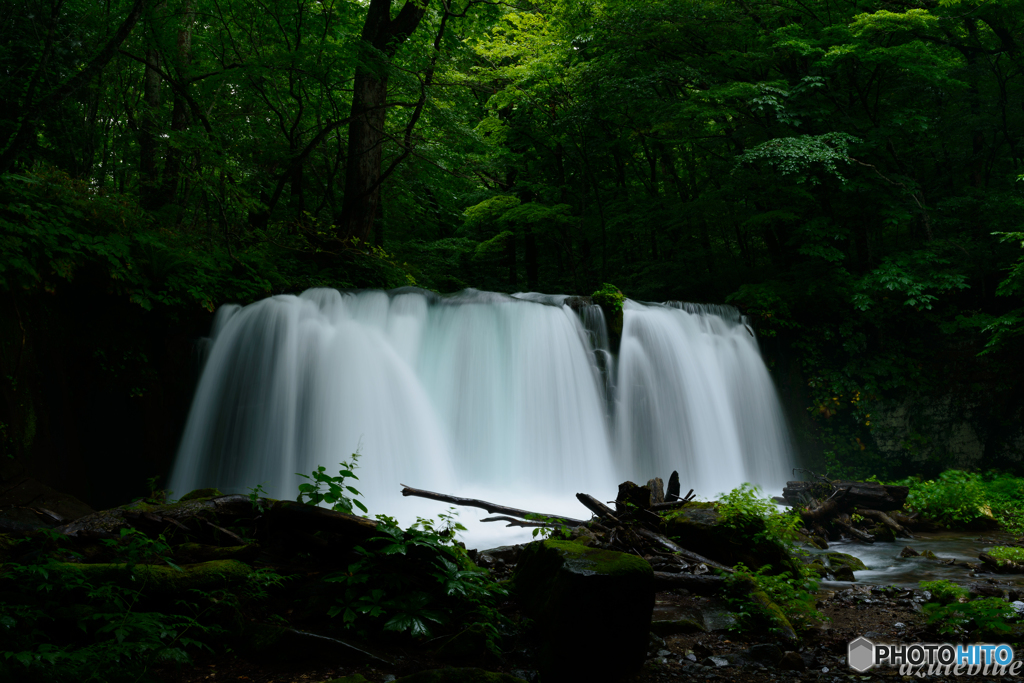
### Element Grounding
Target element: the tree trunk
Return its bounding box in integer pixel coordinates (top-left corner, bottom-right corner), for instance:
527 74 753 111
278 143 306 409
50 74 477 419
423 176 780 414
339 0 429 243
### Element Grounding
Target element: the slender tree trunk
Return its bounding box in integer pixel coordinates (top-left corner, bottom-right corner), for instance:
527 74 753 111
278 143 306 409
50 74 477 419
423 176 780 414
339 0 428 243
161 0 193 211
140 47 162 209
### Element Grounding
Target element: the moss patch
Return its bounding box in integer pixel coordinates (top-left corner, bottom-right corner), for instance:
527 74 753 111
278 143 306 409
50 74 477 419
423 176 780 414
180 488 224 502
50 559 253 594
826 552 869 572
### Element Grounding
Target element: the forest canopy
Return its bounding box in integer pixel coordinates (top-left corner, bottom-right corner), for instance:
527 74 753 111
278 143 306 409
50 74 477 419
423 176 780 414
2 0 1024 480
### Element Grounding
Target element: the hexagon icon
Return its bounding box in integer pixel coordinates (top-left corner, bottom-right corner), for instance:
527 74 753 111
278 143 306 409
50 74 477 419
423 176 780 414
848 637 875 672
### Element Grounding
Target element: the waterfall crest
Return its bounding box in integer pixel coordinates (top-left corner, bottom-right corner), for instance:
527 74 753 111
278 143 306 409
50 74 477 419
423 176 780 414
169 288 794 545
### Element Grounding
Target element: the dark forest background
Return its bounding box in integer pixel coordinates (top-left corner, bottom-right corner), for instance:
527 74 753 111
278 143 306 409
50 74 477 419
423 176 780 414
2 0 1023 508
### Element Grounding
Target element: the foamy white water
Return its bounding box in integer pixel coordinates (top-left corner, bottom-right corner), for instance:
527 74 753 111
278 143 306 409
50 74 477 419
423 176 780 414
169 288 794 549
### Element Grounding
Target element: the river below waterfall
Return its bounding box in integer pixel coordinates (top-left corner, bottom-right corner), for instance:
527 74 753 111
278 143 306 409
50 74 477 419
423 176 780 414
813 531 1024 587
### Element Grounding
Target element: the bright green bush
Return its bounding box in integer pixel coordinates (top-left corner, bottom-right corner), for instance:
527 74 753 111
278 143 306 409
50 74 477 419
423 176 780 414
887 470 1024 531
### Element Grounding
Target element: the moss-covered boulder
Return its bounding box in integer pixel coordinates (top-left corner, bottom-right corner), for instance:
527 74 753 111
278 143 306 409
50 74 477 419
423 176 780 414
826 552 868 572
513 540 653 681
660 503 801 576
396 669 527 683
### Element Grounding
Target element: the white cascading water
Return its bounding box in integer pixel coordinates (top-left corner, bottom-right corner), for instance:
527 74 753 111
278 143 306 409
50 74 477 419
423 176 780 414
169 288 794 548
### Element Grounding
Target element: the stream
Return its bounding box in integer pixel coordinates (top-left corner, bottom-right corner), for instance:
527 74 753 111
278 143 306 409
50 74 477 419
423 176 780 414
812 531 1024 587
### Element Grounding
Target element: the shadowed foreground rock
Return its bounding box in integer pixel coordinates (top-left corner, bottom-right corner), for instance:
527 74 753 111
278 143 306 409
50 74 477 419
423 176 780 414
513 539 654 681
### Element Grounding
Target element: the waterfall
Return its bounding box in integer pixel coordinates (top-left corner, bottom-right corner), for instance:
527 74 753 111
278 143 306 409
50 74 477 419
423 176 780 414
169 288 794 547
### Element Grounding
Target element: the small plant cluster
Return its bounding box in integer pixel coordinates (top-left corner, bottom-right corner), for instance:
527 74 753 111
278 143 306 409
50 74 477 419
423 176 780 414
591 283 625 312
725 563 824 635
715 483 803 547
986 546 1024 566
918 580 1017 638
296 453 368 515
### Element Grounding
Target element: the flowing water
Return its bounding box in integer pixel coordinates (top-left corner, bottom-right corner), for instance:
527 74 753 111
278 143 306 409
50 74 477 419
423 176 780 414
169 288 795 549
817 533 1024 587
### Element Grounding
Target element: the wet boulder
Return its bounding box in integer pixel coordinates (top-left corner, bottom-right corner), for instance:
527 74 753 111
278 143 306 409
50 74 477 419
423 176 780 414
513 540 653 681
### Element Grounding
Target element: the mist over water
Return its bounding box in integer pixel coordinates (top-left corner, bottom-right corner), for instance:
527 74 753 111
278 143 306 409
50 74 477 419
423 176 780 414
169 288 795 549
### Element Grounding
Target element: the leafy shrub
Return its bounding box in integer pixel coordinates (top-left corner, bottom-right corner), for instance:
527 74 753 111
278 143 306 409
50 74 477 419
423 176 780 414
716 483 802 546
324 510 509 653
296 453 368 515
923 597 1015 637
918 579 968 603
888 470 1024 531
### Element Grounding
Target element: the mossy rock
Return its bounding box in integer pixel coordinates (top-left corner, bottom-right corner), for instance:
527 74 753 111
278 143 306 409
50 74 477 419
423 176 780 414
323 676 370 683
396 669 526 683
804 561 829 579
50 559 253 594
831 566 855 581
920 550 938 560
825 552 868 572
661 503 801 576
179 488 224 502
514 540 653 680
867 524 896 543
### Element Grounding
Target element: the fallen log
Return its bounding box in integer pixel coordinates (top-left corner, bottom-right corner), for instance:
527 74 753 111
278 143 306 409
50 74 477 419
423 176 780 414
652 572 726 593
783 480 908 511
401 485 587 527
480 516 552 528
634 527 733 573
856 508 912 538
575 493 622 525
834 514 874 543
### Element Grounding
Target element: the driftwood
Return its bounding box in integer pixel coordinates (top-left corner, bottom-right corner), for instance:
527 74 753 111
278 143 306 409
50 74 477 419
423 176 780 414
652 572 726 592
783 480 908 511
834 514 874 543
400 485 587 527
575 492 622 524
856 508 912 538
480 516 552 528
634 527 733 573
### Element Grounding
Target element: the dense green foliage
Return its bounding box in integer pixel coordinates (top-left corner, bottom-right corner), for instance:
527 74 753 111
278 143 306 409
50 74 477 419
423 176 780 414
882 470 1024 531
0 529 225 682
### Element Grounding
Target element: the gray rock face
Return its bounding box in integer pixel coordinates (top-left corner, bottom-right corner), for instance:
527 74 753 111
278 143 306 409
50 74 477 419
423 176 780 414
513 540 654 681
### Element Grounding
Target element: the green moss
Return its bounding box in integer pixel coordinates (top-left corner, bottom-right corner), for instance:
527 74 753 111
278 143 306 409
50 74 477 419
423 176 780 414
50 559 253 593
324 676 370 683
825 552 868 572
542 539 650 576
397 668 527 683
179 488 224 501
591 283 625 312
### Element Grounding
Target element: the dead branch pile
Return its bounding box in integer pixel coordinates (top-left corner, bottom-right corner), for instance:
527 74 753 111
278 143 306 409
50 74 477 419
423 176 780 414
780 471 916 544
402 472 734 583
